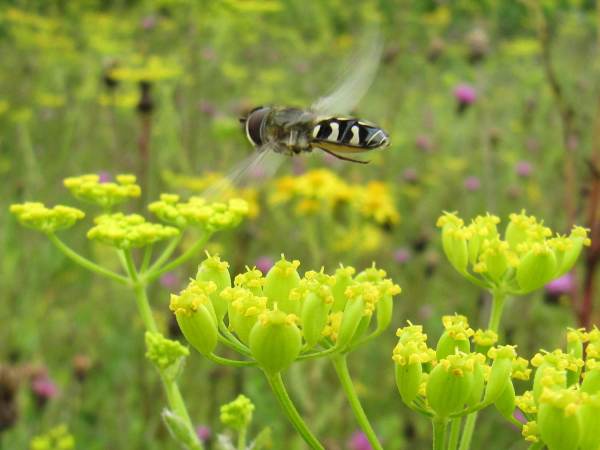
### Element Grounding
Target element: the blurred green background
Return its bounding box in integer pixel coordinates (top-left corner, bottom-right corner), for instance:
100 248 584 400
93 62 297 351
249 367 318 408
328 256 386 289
1 0 599 448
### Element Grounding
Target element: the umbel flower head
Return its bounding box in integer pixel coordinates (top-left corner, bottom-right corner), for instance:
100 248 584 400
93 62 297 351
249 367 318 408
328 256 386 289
10 203 84 234
437 211 590 294
392 315 527 420
170 254 401 374
148 194 248 232
30 424 75 450
87 213 179 249
220 394 255 432
63 174 140 209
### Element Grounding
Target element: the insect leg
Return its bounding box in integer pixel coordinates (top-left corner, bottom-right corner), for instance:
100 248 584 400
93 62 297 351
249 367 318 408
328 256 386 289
316 147 369 164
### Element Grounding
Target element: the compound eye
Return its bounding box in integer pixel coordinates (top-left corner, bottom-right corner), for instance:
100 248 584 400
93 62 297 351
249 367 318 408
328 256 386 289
245 107 269 146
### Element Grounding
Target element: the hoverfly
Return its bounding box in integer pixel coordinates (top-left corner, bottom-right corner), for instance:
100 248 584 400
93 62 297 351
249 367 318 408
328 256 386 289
206 34 389 195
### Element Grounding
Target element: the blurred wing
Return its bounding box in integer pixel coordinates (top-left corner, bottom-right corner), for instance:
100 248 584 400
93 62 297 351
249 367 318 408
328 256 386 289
202 145 285 200
310 31 383 116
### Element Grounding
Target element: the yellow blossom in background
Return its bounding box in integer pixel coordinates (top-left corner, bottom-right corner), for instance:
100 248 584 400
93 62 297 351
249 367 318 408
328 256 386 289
356 181 400 225
110 55 182 83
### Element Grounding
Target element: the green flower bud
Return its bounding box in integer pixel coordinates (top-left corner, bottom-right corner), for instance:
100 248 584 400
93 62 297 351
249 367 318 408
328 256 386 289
162 409 200 450
30 425 75 450
494 380 516 419
169 280 218 355
436 212 470 273
566 328 586 386
63 173 141 209
221 287 267 344
395 362 422 405
484 346 516 403
537 389 582 450
355 265 387 283
581 363 600 394
220 394 254 431
10 202 85 234
516 391 538 415
145 332 189 380
522 420 540 444
263 256 301 313
516 243 558 293
336 296 365 350
331 266 356 312
467 214 500 265
234 267 265 295
375 291 393 334
533 365 567 403
467 360 485 406
196 253 231 322
578 394 600 450
426 354 476 417
511 357 532 381
249 308 302 375
87 213 179 249
436 315 473 360
505 211 538 250
557 226 591 275
300 287 333 349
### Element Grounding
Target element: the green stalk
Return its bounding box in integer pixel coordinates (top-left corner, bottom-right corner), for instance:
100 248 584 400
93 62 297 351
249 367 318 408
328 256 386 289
122 249 203 450
145 234 209 283
48 233 129 285
458 289 507 450
265 372 325 450
432 418 447 450
447 418 462 450
237 428 247 450
331 355 383 450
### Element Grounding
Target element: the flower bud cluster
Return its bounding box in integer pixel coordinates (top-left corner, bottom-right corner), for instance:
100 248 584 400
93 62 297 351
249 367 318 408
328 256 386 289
148 194 248 232
30 424 75 450
515 328 600 450
63 174 140 209
393 315 526 420
145 332 189 379
220 394 255 431
10 202 85 233
437 211 591 294
170 255 401 374
87 213 179 249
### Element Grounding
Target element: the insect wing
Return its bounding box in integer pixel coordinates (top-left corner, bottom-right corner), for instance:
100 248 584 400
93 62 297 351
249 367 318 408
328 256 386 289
202 145 285 200
310 31 383 116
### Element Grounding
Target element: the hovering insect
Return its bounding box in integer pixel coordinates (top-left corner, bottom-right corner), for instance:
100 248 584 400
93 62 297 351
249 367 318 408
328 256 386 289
204 34 389 196
240 36 389 166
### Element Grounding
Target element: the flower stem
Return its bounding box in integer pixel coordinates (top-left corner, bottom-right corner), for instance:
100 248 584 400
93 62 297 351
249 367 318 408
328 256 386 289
47 233 129 285
447 418 462 450
459 289 507 450
265 372 325 450
432 418 447 450
237 428 247 450
331 355 383 450
145 233 209 283
122 250 202 449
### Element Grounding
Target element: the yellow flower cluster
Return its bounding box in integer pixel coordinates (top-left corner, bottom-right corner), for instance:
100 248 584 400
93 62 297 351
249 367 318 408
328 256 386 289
10 202 85 233
87 213 179 249
148 194 248 232
109 56 181 83
30 424 75 450
437 211 591 294
63 174 140 209
269 169 400 225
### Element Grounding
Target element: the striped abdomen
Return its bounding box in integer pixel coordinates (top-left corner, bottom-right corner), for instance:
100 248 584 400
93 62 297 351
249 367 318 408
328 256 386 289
311 118 389 152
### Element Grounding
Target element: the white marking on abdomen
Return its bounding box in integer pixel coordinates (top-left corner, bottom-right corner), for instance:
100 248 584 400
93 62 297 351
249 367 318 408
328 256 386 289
328 122 339 141
367 129 383 145
312 125 321 138
350 125 360 145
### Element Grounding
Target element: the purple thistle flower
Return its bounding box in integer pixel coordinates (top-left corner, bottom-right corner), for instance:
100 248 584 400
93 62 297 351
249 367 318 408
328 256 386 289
160 272 179 289
255 256 274 274
415 134 433 152
140 15 157 30
516 161 533 178
198 100 217 117
348 431 372 450
196 425 211 442
545 273 575 297
31 374 58 408
393 248 412 264
98 171 111 183
454 84 477 105
464 176 481 191
402 168 419 184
